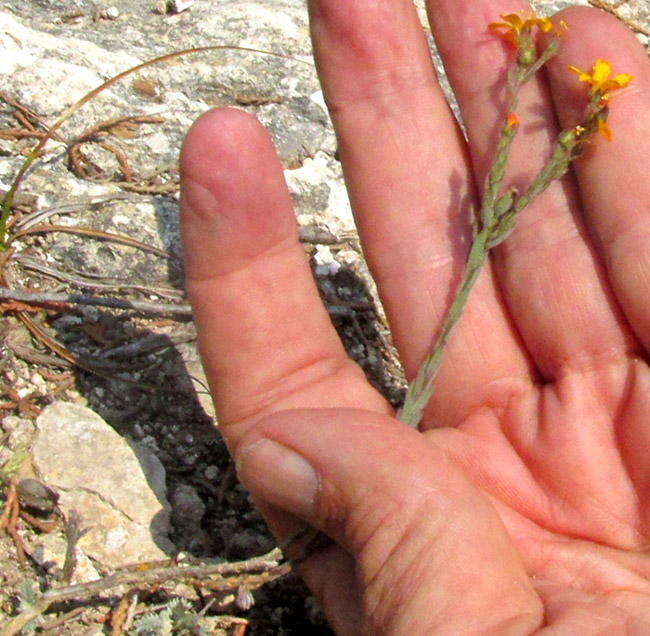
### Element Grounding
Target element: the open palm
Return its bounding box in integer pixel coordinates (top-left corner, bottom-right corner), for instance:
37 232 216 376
180 0 650 634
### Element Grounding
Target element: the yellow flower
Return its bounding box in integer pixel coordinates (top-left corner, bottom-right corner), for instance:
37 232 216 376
489 12 552 45
568 59 632 97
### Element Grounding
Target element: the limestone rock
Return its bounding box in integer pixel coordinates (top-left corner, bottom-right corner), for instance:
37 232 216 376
32 402 174 568
27 533 100 584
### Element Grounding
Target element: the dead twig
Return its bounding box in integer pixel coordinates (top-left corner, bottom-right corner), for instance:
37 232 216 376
0 129 48 142
62 510 88 584
67 137 133 182
118 180 178 195
5 334 74 369
2 255 182 383
0 91 65 142
0 387 42 419
15 253 184 300
13 192 136 232
71 115 166 143
110 591 137 636
65 114 166 183
0 479 28 569
11 311 162 387
36 607 86 634
0 548 289 636
0 286 192 317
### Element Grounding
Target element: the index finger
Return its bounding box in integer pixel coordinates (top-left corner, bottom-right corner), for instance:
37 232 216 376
179 109 390 441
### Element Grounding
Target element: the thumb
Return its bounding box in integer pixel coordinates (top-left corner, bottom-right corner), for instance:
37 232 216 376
235 409 543 635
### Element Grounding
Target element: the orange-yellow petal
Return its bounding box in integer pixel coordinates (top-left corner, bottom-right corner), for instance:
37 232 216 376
489 12 551 34
568 65 592 83
568 59 632 95
500 13 525 30
526 16 552 32
592 59 611 85
597 118 612 141
610 72 633 88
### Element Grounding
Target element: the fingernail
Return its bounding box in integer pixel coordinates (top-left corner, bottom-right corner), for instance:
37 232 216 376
236 439 319 518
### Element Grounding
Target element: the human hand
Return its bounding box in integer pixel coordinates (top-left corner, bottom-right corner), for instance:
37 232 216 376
179 1 650 634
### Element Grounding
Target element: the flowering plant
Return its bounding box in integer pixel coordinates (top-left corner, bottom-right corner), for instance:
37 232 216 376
398 12 632 427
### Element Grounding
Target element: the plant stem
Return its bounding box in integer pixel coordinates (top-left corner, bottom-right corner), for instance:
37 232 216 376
397 228 489 427
397 33 565 428
397 85 521 428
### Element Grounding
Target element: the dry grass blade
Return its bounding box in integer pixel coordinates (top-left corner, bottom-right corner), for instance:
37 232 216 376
8 310 156 387
9 224 173 258
0 44 306 248
588 0 650 40
15 253 184 299
65 115 166 182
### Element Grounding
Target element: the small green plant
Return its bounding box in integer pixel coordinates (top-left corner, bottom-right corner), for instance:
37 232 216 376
16 580 40 634
0 442 28 485
129 598 210 636
398 11 632 428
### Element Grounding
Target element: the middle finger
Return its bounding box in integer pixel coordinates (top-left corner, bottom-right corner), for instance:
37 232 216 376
309 0 534 426
426 0 634 381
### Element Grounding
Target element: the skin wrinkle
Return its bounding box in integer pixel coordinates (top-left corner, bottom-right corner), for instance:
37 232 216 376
222 357 385 431
497 260 633 380
447 364 645 549
364 531 444 635
423 300 537 427
606 235 650 355
607 230 650 295
187 231 299 284
534 549 637 610
531 378 641 546
437 357 536 428
326 68 441 115
549 341 638 380
345 481 428 585
611 362 650 535
356 494 437 598
497 193 583 255
443 412 548 509
605 590 650 628
533 540 650 602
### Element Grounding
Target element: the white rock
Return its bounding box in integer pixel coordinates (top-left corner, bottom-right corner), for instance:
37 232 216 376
32 402 174 568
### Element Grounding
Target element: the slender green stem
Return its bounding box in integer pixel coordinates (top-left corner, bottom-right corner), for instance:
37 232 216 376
397 228 489 427
512 135 575 216
397 34 621 430
397 35 563 428
398 69 524 428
